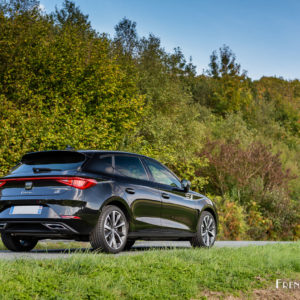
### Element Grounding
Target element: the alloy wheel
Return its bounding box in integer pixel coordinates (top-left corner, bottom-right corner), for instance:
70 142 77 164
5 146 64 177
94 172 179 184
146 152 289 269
201 215 216 247
104 210 126 249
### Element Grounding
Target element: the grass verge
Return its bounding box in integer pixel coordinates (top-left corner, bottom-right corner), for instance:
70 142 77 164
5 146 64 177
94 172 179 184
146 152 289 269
0 240 89 251
0 242 299 299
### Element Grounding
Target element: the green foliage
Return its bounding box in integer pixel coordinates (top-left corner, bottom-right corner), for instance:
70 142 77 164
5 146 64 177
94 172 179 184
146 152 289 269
0 1 144 175
0 0 299 240
253 76 300 136
240 178 299 240
212 195 249 240
205 45 254 114
198 139 299 239
170 157 208 193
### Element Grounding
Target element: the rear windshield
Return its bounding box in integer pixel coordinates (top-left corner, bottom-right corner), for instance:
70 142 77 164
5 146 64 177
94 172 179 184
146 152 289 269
10 151 86 175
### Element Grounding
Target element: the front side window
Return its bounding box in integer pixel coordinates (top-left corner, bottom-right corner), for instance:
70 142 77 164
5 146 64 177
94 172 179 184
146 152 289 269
114 156 148 180
144 159 181 187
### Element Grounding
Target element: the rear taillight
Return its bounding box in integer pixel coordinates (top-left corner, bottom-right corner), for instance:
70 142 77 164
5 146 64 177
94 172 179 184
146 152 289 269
0 181 6 188
0 177 97 190
56 178 97 190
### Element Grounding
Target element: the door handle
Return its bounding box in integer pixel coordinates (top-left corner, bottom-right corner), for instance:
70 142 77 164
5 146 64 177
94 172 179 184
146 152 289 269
125 188 135 194
161 193 170 199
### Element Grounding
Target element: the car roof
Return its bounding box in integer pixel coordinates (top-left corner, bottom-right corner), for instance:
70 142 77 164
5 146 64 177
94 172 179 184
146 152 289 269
21 150 154 161
78 150 151 159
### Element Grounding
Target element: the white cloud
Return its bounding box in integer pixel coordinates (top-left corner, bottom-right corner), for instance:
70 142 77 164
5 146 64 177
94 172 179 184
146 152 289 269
39 3 46 12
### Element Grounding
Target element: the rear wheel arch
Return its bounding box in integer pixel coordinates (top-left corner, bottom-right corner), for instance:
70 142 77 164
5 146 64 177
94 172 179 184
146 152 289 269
102 198 131 224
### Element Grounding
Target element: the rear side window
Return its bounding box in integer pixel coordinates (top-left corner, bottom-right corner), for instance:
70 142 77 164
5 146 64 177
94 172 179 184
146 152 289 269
10 151 85 175
84 156 113 174
115 156 148 180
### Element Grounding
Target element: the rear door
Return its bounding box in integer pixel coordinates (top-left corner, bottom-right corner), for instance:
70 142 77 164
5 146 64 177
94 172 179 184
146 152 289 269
142 158 198 236
113 155 162 236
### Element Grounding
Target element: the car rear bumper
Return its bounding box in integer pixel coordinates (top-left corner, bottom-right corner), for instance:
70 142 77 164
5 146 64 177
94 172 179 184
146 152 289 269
0 198 99 238
0 218 93 239
0 219 77 235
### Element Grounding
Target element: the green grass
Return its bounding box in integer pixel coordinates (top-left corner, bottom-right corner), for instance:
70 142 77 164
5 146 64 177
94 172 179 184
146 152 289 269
0 243 299 299
0 240 90 251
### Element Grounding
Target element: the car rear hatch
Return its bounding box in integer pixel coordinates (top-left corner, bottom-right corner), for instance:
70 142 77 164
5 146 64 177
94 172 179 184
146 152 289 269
0 151 98 235
0 150 92 197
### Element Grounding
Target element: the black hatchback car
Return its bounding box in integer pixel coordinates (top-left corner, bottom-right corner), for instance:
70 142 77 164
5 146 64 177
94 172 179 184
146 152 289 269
0 150 218 253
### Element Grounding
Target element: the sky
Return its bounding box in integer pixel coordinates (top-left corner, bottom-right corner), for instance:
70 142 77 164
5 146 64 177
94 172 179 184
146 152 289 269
40 0 300 80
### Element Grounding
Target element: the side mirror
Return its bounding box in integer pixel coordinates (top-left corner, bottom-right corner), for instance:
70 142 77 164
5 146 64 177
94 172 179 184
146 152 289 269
181 179 191 192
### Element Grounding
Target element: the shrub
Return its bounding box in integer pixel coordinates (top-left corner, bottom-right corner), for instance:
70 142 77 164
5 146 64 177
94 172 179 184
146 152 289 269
199 140 294 196
212 195 248 240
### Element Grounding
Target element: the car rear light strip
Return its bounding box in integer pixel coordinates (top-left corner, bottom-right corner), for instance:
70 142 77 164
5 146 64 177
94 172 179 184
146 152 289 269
0 177 97 190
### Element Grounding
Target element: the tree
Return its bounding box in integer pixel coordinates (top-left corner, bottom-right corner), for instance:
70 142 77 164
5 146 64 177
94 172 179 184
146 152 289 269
208 44 244 78
254 77 300 136
0 1 144 175
204 45 253 114
114 17 138 55
0 0 40 17
53 0 92 33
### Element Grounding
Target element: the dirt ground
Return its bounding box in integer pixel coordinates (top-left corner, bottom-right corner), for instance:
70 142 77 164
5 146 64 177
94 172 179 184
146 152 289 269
198 287 300 299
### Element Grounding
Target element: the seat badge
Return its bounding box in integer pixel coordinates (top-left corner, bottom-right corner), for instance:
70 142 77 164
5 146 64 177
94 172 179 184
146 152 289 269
25 181 33 190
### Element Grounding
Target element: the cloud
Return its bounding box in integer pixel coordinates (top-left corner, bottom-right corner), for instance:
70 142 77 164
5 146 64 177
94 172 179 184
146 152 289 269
39 3 45 12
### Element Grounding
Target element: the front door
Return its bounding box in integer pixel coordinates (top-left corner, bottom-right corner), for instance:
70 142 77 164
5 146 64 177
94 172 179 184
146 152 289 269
142 158 198 237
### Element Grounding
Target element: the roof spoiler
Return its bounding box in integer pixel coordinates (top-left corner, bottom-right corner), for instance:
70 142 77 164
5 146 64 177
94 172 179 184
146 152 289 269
21 150 86 164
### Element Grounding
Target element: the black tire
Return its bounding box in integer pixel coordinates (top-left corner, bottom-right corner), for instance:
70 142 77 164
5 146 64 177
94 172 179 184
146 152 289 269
90 205 129 254
123 239 135 251
1 233 38 252
190 211 216 248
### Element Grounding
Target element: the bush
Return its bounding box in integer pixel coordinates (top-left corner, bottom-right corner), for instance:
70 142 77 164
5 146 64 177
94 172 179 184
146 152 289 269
199 141 299 240
199 139 293 196
212 195 248 240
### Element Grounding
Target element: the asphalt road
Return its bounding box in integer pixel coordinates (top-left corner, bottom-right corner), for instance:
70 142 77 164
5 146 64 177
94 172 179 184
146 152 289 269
0 241 293 260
